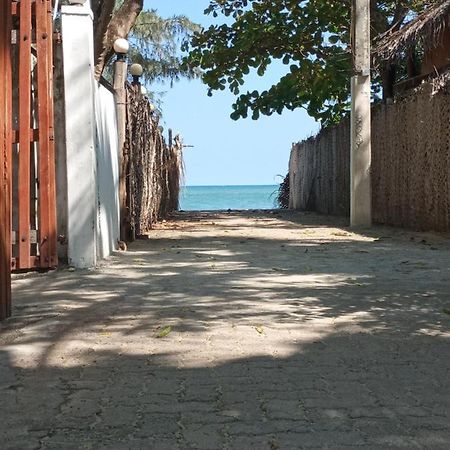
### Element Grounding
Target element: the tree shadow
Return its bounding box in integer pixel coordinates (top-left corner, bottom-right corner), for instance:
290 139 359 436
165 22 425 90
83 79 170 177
1 211 450 448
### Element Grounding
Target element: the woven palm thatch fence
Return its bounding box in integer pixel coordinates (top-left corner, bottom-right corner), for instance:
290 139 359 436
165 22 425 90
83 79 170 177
125 85 183 236
289 72 450 232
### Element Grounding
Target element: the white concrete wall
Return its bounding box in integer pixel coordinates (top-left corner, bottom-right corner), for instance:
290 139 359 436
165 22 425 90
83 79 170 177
59 3 120 267
95 84 120 259
61 4 97 268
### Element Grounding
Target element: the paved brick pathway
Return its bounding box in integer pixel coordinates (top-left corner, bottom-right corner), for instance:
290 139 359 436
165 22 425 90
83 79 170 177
1 211 450 449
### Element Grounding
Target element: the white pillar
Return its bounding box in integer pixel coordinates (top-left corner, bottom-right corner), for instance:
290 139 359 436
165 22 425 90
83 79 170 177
113 59 128 241
61 3 97 267
350 0 372 227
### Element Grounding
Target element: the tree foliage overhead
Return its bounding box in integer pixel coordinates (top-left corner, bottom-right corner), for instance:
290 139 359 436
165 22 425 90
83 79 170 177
187 0 434 125
91 0 144 79
130 10 201 85
91 1 199 85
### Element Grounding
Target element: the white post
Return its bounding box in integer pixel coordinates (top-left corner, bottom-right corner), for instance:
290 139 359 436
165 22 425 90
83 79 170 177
61 3 97 267
113 57 128 241
351 0 372 227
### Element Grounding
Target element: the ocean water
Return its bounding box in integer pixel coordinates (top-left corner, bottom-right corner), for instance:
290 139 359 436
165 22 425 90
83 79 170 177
180 185 280 211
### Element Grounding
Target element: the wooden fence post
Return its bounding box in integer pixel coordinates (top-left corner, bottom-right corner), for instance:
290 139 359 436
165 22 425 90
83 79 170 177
0 0 13 320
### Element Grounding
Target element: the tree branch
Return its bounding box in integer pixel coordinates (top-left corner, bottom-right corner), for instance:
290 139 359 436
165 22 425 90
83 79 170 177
93 0 144 79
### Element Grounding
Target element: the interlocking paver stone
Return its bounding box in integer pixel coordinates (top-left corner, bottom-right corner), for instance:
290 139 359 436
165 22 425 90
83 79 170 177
1 211 450 449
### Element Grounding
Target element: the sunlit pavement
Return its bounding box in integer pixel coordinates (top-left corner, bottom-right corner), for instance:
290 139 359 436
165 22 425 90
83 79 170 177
2 210 450 449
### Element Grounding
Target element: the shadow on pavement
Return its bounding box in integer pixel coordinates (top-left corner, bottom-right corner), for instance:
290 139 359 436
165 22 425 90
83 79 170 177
1 211 450 449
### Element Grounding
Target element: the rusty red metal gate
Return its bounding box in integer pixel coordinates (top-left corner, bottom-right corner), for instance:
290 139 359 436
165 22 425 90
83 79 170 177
1 0 58 320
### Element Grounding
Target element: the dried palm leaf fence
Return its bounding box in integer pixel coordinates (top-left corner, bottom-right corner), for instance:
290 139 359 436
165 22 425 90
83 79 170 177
124 84 183 237
289 1 450 232
289 72 450 231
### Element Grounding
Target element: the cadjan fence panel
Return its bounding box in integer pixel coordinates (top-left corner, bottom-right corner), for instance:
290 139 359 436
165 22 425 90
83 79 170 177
125 85 183 238
289 74 450 232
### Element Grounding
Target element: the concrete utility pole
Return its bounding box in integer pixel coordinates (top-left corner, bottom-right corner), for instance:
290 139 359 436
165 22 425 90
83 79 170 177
350 0 372 227
113 41 129 241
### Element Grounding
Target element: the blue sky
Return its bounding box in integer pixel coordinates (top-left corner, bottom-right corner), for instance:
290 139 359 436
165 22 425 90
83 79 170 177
145 0 319 186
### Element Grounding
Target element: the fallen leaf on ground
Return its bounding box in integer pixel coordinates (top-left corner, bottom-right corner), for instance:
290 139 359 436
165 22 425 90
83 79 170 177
270 440 280 450
443 309 450 316
331 231 350 237
255 325 264 335
156 326 172 338
272 267 289 272
412 261 428 268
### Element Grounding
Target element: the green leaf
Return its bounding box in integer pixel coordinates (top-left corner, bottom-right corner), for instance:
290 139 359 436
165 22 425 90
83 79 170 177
156 326 172 338
328 35 340 44
185 0 427 125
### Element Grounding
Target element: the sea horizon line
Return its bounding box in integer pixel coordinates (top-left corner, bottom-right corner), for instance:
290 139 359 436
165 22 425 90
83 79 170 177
182 184 279 188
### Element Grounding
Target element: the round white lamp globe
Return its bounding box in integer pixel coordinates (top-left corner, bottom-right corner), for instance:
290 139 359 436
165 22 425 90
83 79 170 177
130 63 144 77
140 86 148 95
113 38 129 54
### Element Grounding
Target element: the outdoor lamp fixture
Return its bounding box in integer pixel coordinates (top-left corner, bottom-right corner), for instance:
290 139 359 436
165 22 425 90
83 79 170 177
140 85 148 96
130 63 144 85
113 38 129 61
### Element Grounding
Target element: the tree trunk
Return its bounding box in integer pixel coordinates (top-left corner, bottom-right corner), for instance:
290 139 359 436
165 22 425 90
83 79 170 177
382 63 396 100
371 1 408 101
92 0 144 79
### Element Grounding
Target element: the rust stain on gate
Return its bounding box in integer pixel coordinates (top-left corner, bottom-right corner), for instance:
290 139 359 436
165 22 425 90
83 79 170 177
1 0 57 320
